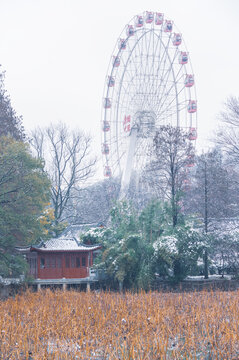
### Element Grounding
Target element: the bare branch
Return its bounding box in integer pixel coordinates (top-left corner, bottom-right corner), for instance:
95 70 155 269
30 122 97 223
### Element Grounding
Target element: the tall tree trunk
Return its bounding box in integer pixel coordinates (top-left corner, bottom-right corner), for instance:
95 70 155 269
204 248 208 279
204 161 209 279
171 182 177 227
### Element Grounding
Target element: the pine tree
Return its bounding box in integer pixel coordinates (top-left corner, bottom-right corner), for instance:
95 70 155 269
0 66 25 140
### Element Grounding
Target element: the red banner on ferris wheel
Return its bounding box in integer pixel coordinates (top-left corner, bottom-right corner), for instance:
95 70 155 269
123 115 131 132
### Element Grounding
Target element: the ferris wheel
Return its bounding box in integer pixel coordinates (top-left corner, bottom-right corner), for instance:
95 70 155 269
101 11 197 196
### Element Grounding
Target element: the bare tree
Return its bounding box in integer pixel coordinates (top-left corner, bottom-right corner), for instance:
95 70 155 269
187 149 230 278
216 96 239 162
30 122 96 224
64 177 121 225
219 96 239 126
149 125 193 227
184 147 239 278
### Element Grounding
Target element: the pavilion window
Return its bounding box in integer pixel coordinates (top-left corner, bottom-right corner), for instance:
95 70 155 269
57 257 62 268
76 257 81 268
82 257 86 267
46 257 51 268
40 257 45 269
51 257 56 268
71 256 76 268
66 256 70 268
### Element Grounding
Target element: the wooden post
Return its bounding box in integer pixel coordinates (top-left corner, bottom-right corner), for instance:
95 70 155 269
62 277 66 291
37 283 41 291
87 282 90 292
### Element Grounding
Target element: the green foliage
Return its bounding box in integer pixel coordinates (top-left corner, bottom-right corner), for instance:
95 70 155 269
153 223 207 281
80 227 105 245
88 201 146 289
110 200 138 236
0 253 28 277
211 232 239 276
0 137 51 275
87 199 222 288
0 67 25 141
173 226 205 280
90 200 168 290
139 200 167 242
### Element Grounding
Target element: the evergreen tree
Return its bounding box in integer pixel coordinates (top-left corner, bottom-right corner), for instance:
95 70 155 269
0 66 25 140
0 137 51 276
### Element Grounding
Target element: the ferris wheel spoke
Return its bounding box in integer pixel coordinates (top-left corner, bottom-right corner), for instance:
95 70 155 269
151 39 177 110
157 99 188 122
154 62 186 116
128 29 145 95
151 47 179 105
144 30 155 85
156 79 186 118
145 32 163 102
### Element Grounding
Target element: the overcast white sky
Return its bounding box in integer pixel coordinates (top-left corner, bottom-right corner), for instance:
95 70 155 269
1 0 239 180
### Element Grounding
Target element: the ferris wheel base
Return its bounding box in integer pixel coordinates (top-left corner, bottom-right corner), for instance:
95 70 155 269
119 128 138 199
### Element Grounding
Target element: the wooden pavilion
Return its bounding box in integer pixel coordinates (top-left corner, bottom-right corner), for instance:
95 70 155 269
18 233 101 290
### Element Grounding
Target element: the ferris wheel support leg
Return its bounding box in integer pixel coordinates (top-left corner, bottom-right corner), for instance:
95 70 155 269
119 127 138 199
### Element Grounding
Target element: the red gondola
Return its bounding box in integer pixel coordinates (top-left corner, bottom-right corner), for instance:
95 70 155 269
102 143 109 155
135 15 144 27
183 178 191 191
103 98 111 109
172 33 182 46
118 39 127 50
155 12 164 25
102 121 110 132
164 20 173 32
104 166 112 177
189 127 197 140
107 76 115 87
145 11 154 23
186 155 195 167
185 74 194 87
112 56 120 67
188 100 197 113
179 51 188 64
126 25 134 37
123 115 131 132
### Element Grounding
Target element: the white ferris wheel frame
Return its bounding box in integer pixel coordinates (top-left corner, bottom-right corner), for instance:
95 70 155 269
101 11 197 197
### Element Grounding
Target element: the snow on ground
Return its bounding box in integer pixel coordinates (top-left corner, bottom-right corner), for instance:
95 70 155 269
185 275 232 281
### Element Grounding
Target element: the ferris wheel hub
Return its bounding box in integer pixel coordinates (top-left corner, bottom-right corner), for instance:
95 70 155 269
133 111 156 138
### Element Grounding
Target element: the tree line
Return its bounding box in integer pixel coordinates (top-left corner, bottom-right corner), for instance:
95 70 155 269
80 97 239 289
0 62 239 285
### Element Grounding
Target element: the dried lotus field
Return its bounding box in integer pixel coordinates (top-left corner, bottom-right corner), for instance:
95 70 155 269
0 289 238 359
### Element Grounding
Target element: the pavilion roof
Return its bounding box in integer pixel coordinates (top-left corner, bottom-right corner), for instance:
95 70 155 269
32 236 101 252
17 233 101 253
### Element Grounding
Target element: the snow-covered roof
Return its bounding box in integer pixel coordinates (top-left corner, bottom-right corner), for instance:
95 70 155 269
32 236 100 252
16 233 101 253
16 225 102 253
